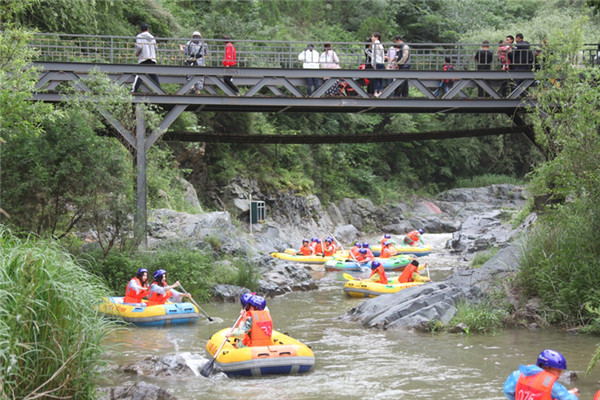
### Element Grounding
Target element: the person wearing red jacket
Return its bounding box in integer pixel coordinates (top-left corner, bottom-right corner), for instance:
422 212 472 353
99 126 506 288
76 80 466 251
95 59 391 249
296 239 314 256
222 34 239 94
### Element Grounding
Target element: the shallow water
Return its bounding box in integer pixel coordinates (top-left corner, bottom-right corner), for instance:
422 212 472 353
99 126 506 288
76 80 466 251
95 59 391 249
100 234 600 399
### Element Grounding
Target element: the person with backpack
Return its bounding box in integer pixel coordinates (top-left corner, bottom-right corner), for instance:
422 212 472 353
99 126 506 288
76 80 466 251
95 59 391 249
179 31 208 94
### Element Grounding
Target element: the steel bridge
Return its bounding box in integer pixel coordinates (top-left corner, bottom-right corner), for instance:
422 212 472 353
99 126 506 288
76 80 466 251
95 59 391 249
31 33 558 245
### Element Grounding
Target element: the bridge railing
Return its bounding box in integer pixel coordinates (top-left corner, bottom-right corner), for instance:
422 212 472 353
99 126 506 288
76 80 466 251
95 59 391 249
31 33 600 70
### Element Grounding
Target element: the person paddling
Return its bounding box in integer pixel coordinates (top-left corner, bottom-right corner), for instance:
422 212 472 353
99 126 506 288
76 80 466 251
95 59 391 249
503 349 579 400
147 269 191 306
226 295 273 348
380 241 397 258
123 268 149 304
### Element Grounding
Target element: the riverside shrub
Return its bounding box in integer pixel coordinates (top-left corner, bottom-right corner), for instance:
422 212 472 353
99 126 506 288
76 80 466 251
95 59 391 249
0 228 113 399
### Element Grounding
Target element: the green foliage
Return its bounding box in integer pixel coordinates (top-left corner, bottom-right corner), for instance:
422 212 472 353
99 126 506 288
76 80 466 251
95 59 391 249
79 241 260 301
0 227 114 399
455 174 525 188
449 300 505 334
469 247 500 269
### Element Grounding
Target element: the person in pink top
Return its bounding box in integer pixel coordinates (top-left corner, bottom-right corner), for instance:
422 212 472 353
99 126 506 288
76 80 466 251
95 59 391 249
222 34 239 94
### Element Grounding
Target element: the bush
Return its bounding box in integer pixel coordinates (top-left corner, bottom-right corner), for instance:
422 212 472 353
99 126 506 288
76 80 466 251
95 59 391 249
449 300 505 334
0 227 113 399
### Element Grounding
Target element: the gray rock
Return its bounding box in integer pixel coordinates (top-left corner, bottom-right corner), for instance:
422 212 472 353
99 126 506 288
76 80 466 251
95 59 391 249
332 224 359 245
177 177 202 211
343 245 522 329
121 355 195 377
211 284 251 302
97 382 178 400
258 263 318 297
327 202 345 225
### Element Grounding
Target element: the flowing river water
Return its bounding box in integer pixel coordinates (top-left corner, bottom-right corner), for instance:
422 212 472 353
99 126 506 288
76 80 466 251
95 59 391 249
100 234 600 399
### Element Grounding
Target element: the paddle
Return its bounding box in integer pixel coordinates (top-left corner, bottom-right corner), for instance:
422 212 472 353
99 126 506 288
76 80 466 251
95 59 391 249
343 272 356 280
179 285 214 322
425 262 431 279
200 313 244 377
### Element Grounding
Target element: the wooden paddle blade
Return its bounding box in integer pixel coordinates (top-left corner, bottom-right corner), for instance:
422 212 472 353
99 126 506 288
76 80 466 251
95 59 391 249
200 358 216 377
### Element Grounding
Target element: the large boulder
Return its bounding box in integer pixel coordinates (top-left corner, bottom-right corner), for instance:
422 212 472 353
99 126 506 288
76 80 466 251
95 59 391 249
342 244 522 329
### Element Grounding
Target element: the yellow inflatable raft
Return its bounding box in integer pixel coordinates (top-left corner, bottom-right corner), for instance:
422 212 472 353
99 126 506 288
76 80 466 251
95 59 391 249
205 328 315 377
343 278 426 298
98 297 200 327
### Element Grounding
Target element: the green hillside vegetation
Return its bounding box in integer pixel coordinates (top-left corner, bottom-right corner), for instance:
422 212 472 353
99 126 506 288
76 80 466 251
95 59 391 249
3 0 600 393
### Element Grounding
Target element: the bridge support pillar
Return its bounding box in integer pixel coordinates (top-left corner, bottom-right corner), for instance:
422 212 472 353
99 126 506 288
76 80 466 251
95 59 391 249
134 105 148 249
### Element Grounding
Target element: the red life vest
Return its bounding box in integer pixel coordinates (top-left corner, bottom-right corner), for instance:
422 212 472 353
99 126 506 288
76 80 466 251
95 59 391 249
147 281 173 306
365 249 375 261
398 263 418 283
124 277 148 303
369 265 388 284
350 246 360 258
298 245 313 255
593 389 600 400
514 369 557 400
242 310 273 347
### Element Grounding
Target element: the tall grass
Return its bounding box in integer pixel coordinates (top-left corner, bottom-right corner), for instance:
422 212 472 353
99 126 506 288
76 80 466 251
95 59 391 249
0 228 114 399
449 300 505 334
454 174 525 188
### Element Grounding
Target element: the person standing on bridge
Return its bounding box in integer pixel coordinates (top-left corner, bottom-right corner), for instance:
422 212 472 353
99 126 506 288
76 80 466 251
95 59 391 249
180 31 208 94
473 40 494 97
132 23 161 93
371 32 385 97
393 36 411 97
222 34 239 95
298 44 321 96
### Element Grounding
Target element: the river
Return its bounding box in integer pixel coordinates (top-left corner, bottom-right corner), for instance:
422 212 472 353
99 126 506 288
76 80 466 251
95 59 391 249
100 234 600 399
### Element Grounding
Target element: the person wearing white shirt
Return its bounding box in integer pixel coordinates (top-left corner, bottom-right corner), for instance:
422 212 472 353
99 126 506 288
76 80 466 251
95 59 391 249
298 43 321 95
371 32 385 97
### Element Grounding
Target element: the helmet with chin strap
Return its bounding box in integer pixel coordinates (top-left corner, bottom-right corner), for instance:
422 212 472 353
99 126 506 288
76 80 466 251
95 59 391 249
359 248 367 254
371 261 381 269
384 234 391 238
537 349 567 370
153 269 166 280
136 268 148 279
362 242 370 248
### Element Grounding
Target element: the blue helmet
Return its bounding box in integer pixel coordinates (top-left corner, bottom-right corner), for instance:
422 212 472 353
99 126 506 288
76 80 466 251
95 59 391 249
418 229 424 234
249 295 267 310
316 239 321 243
384 234 391 238
153 269 166 280
371 261 381 269
136 268 148 278
325 237 332 243
302 238 309 243
311 237 318 242
383 241 390 246
354 242 361 247
362 242 370 248
240 292 254 307
359 248 367 254
537 349 567 370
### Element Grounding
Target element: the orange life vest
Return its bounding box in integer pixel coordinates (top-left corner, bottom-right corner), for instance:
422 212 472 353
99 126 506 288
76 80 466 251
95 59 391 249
350 246 360 258
406 231 420 244
514 369 557 400
147 281 173 306
323 243 336 256
313 243 323 254
369 265 388 284
298 245 313 255
242 310 273 347
593 389 600 400
398 263 418 283
124 277 148 303
380 246 394 259
365 249 375 261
